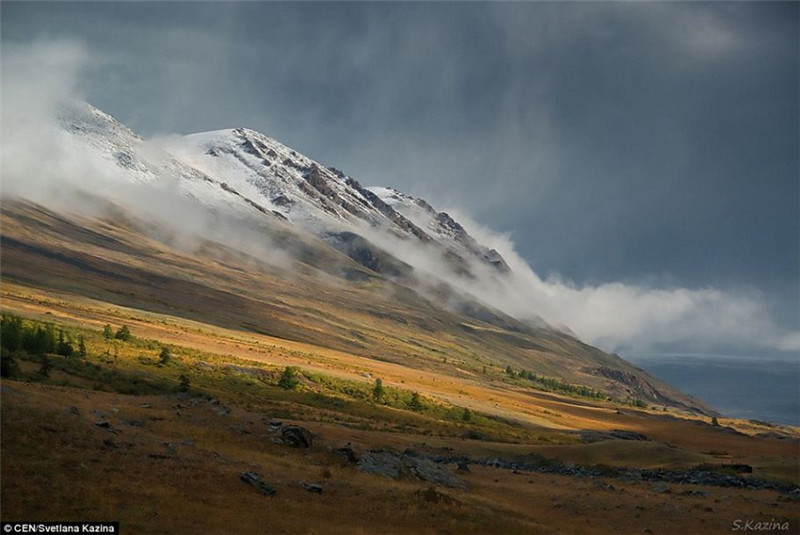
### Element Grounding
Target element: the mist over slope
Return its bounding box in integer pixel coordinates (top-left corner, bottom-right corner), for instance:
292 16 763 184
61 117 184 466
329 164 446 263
2 41 796 366
0 91 716 413
154 127 798 359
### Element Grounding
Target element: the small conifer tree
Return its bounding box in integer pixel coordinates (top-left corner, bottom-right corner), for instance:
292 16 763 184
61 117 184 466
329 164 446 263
372 378 384 401
159 346 171 365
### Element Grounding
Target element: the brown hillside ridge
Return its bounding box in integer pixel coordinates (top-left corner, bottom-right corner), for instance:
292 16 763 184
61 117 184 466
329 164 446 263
1 199 798 534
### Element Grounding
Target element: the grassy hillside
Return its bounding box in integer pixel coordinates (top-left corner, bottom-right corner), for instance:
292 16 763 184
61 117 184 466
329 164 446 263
0 200 709 412
1 199 798 534
1 309 797 534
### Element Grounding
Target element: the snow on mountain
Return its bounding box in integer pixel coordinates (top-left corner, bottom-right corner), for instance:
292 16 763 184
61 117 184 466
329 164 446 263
55 101 282 220
50 101 521 318
157 127 510 276
368 186 510 274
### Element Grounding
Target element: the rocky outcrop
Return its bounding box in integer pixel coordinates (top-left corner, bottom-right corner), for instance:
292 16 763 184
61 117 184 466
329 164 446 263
281 425 314 449
357 449 467 489
413 452 798 494
323 231 413 279
590 366 714 415
303 164 336 199
240 471 276 496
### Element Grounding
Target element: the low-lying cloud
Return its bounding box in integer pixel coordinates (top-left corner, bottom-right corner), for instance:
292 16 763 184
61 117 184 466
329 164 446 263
1 40 294 270
438 210 799 357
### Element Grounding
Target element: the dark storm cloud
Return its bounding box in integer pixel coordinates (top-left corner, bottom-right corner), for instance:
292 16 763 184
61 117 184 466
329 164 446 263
2 2 797 347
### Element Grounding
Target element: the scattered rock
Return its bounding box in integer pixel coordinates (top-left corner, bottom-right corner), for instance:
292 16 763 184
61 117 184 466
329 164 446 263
680 490 709 497
281 425 313 449
240 472 276 496
301 482 323 494
331 443 358 464
94 421 112 429
125 419 145 427
268 421 283 433
594 481 616 491
456 460 471 473
779 489 800 502
652 483 671 494
66 406 80 416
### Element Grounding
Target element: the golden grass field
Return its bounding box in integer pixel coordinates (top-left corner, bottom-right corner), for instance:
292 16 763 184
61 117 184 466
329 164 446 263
2 282 798 535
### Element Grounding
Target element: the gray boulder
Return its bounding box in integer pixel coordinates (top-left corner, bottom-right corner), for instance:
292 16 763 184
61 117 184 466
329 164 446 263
281 425 314 448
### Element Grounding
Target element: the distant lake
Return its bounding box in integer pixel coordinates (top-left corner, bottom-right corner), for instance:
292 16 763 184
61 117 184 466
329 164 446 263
628 355 800 426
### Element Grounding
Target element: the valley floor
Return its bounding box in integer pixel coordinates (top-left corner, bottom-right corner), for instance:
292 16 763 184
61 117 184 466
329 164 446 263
2 382 798 535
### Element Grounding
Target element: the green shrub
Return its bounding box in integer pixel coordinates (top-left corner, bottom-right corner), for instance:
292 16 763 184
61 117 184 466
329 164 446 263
278 366 300 390
114 325 132 341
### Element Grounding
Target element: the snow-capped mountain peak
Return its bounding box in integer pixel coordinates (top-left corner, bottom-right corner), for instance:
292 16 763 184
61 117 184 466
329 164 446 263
50 101 510 286
158 128 509 274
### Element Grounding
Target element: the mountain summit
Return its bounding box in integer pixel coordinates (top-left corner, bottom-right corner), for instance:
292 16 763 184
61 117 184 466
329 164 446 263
158 127 511 278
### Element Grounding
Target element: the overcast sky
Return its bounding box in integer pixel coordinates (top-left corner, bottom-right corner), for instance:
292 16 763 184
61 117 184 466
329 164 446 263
2 2 797 355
